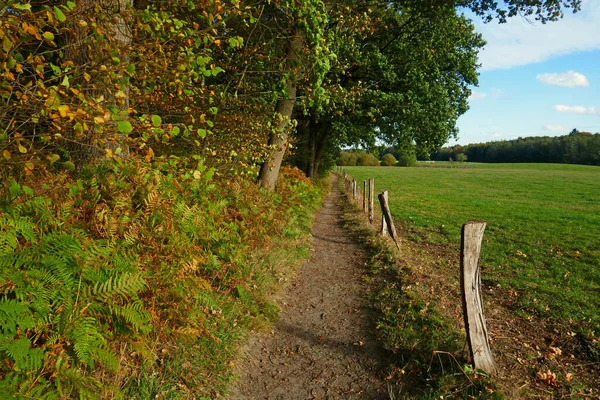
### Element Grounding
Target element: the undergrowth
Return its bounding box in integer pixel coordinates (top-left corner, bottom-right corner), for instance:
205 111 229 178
0 158 326 399
338 176 500 399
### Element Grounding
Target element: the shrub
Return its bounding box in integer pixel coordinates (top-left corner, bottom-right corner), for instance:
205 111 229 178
337 151 358 166
397 152 417 167
381 153 397 166
357 153 380 166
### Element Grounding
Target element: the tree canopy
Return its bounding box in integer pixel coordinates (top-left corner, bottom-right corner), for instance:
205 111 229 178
1 0 583 183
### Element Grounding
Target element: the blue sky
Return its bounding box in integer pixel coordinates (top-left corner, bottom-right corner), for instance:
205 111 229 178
451 0 600 146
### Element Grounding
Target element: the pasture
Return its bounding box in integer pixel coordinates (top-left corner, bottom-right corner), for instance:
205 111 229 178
343 163 600 337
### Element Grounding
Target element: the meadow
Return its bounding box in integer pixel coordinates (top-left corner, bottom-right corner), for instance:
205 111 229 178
343 163 600 339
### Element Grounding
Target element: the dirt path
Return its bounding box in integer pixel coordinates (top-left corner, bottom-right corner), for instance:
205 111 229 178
228 175 390 399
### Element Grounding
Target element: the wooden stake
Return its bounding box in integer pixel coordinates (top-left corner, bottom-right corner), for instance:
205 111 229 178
378 191 399 248
363 180 367 213
460 221 497 375
381 193 388 236
368 179 374 224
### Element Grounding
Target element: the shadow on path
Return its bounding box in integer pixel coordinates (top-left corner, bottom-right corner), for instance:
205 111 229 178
228 175 390 399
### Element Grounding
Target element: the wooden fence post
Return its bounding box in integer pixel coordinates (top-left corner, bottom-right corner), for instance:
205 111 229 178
380 192 388 236
368 179 374 224
460 221 496 376
363 180 367 213
378 191 399 248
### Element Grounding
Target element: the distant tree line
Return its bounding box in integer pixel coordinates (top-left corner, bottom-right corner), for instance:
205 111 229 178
431 131 600 165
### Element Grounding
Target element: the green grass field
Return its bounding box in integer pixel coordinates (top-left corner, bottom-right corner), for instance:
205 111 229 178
343 163 600 338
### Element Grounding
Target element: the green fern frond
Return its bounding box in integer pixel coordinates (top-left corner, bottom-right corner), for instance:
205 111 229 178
4 337 44 372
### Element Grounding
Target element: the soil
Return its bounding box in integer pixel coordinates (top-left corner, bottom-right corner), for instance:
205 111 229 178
228 175 391 399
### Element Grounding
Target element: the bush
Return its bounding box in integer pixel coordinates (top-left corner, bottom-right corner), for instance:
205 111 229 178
381 153 397 166
357 153 380 166
456 153 468 162
397 152 417 167
337 151 358 166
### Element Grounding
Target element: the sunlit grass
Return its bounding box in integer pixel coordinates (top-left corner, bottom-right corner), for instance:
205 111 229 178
344 164 600 336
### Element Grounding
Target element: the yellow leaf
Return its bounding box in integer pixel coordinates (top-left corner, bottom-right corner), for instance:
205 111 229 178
94 116 105 124
18 145 27 154
84 72 91 82
145 147 154 162
24 161 35 175
58 104 70 118
2 150 10 160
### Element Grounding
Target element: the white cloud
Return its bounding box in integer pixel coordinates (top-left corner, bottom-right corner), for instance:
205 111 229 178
474 0 600 70
536 70 590 87
469 90 487 100
491 132 502 138
469 88 503 101
553 105 599 114
543 124 567 132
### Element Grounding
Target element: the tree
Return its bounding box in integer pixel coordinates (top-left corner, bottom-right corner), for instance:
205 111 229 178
282 0 582 184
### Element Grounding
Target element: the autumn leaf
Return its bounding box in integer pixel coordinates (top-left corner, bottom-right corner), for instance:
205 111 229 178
43 31 55 42
2 150 11 160
58 105 70 118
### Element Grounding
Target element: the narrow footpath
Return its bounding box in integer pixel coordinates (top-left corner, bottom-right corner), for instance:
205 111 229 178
228 175 390 399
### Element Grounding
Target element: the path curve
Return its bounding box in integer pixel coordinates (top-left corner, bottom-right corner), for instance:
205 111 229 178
228 175 389 399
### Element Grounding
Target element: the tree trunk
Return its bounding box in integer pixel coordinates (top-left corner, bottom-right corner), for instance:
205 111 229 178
258 26 303 190
307 117 331 181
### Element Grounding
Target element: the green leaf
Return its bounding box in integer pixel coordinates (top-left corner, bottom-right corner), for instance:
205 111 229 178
117 120 133 134
197 129 207 138
9 181 21 198
42 32 55 42
22 185 34 196
211 67 225 76
13 3 32 11
170 126 180 136
125 64 135 75
151 115 162 127
63 161 75 171
47 154 61 164
54 7 66 22
66 1 76 9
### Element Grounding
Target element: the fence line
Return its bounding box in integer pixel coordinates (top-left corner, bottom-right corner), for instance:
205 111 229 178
338 168 496 376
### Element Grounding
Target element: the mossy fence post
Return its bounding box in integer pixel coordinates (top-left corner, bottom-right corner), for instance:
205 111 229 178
460 221 497 376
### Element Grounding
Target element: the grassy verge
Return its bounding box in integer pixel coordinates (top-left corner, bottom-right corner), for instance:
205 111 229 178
0 159 327 399
341 164 600 398
338 176 499 399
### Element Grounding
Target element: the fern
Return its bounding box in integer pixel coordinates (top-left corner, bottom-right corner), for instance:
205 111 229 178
0 209 151 398
3 338 44 372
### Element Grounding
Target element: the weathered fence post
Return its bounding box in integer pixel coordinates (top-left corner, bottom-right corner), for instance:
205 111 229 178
380 192 388 236
460 221 497 376
352 180 357 203
368 179 374 223
378 191 399 248
363 180 367 213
